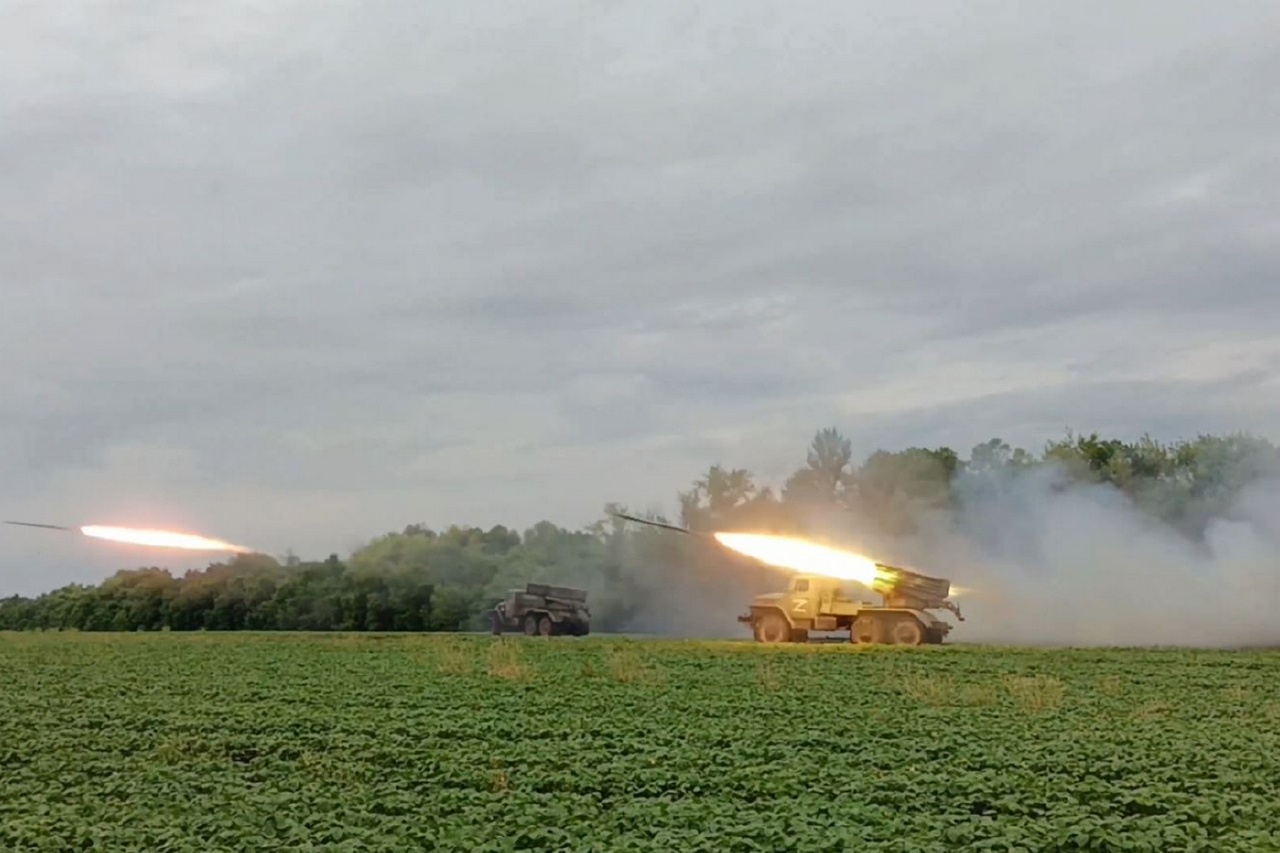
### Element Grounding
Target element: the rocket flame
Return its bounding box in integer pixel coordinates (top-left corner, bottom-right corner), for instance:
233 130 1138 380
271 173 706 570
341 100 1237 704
712 532 892 586
79 525 254 553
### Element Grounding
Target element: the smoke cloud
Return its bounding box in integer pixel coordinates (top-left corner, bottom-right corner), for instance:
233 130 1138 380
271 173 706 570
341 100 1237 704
601 534 783 638
893 464 1280 648
613 453 1280 648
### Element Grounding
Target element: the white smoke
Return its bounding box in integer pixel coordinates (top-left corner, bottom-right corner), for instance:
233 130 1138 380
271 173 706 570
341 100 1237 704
611 451 1280 646
900 462 1280 647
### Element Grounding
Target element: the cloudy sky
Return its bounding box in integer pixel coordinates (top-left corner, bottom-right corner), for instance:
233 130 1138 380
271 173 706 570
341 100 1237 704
2 1 1278 593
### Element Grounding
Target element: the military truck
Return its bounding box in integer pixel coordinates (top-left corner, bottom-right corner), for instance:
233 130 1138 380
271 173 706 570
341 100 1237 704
738 564 963 645
490 582 591 637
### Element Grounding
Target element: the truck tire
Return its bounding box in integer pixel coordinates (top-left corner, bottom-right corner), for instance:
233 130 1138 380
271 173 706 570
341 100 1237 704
851 615 883 644
538 616 554 636
523 614 540 636
890 617 924 646
754 611 791 643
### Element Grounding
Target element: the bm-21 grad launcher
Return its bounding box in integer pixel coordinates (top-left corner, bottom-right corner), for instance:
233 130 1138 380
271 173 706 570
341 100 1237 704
490 582 591 637
739 560 965 645
611 511 963 645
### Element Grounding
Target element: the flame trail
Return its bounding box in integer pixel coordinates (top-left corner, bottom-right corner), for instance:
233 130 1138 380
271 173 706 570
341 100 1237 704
712 531 893 586
78 525 254 553
608 512 971 595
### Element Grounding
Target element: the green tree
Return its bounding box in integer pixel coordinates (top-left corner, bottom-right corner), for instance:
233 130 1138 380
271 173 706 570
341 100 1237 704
783 427 855 507
678 464 759 530
849 446 961 534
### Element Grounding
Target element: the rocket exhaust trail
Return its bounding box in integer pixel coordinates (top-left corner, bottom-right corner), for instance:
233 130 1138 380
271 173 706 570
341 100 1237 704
5 520 254 552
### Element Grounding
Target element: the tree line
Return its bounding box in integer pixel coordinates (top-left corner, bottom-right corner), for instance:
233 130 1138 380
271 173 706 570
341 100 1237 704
1 429 1276 634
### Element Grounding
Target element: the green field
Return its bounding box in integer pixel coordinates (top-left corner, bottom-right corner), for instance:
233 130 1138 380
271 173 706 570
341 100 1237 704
2 633 1279 851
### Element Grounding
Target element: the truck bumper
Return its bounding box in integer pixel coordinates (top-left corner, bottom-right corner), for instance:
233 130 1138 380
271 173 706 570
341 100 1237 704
736 613 753 624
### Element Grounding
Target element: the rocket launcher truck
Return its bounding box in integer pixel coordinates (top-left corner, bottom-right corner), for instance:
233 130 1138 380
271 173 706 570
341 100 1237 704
490 582 592 637
737 563 964 645
610 511 963 645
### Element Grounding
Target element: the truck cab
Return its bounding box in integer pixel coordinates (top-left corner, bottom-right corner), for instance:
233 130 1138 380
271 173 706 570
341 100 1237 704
741 574 872 642
782 575 867 619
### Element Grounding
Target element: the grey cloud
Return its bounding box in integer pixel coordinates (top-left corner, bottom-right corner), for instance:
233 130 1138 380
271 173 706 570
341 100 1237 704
862 372 1280 460
2 1 1279 589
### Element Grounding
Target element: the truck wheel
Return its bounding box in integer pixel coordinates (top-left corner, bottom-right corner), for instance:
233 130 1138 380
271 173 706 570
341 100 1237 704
538 616 554 636
523 614 539 636
890 617 924 646
851 615 883 644
754 611 791 643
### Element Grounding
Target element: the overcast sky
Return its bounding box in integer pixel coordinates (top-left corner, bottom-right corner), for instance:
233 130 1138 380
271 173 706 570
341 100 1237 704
2 1 1278 593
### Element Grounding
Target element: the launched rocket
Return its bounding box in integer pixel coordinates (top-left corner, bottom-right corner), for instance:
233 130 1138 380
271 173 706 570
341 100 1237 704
608 511 704 536
4 520 254 553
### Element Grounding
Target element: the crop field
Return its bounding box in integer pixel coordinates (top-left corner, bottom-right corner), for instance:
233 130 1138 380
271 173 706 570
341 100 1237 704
2 634 1279 852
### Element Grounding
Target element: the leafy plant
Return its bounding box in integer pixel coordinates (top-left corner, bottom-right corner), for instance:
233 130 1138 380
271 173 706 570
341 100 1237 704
1 633 1278 851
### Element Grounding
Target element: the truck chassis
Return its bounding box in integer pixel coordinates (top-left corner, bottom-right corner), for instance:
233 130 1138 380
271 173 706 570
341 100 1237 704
739 604 950 645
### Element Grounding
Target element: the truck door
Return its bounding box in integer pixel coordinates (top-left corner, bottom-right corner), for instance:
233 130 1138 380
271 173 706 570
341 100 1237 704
788 578 814 623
